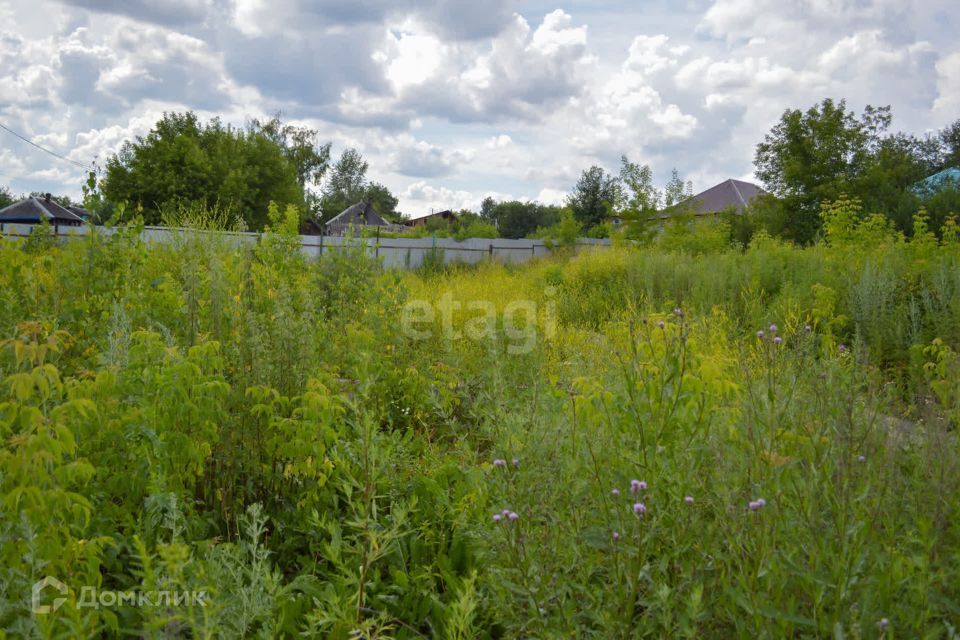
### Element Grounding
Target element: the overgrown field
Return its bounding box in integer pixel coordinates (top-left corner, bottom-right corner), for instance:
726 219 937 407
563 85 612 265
2 211 959 638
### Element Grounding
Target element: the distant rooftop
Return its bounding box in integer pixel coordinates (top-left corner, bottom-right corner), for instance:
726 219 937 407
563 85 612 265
686 179 764 216
0 194 85 226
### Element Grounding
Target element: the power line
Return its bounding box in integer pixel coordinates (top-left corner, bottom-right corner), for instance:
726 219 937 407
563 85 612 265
0 121 95 172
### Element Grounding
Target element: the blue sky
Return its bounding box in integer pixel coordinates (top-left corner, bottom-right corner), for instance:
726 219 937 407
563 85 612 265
1 0 958 217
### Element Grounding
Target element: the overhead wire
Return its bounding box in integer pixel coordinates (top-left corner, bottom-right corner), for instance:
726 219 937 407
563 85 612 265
0 121 95 172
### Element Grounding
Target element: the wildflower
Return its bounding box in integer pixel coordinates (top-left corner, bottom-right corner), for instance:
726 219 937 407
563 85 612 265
804 325 812 332
858 455 866 463
879 618 889 630
633 502 647 515
674 307 683 317
493 458 506 468
684 495 694 505
773 336 783 345
502 509 511 517
748 501 760 511
512 458 520 468
657 320 665 329
508 511 519 522
756 330 765 339
611 488 620 497
769 324 778 333
756 498 766 508
612 531 620 542
630 479 647 493
493 513 502 523
839 344 847 353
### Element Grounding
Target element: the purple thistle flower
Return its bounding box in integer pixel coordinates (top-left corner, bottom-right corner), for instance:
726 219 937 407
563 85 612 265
502 509 511 517
633 502 647 515
858 455 866 463
611 488 620 497
630 479 647 493
612 531 620 542
773 336 783 345
879 618 889 630
769 324 778 333
512 458 520 468
657 320 665 329
756 498 766 508
684 495 694 505
748 501 760 511
492 513 502 523
756 330 765 339
493 458 506 468
507 511 518 521
839 344 847 353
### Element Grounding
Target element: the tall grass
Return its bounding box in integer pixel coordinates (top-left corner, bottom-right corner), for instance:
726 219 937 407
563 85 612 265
0 211 958 637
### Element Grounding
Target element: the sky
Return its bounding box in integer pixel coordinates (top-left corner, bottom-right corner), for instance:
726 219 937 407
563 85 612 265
1 0 958 217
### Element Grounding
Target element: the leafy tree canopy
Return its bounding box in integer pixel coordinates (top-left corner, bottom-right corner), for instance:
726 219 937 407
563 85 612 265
754 99 960 242
0 185 15 209
567 166 622 229
318 148 400 222
100 111 327 230
489 200 561 239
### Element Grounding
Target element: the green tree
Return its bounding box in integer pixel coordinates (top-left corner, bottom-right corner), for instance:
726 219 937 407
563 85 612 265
940 120 960 169
491 200 560 239
251 115 331 188
479 196 497 223
319 148 369 221
0 185 16 209
754 99 876 243
568 166 622 229
363 181 400 222
619 156 659 216
663 168 693 208
101 111 310 230
317 149 399 223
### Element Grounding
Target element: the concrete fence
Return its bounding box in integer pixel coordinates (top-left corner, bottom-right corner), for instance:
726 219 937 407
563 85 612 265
0 222 611 269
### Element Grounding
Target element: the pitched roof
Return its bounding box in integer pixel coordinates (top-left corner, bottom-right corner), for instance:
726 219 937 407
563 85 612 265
0 195 85 225
913 167 960 194
325 202 390 227
686 179 764 215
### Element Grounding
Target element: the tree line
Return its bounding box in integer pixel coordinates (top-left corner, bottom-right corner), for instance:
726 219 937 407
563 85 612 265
3 100 959 243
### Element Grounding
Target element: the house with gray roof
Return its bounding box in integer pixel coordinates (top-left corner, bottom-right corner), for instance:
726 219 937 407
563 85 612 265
0 193 85 228
685 179 764 216
324 202 405 236
653 178 765 222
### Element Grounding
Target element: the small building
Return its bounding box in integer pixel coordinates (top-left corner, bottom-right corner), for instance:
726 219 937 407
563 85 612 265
324 202 404 236
0 193 85 228
409 210 457 227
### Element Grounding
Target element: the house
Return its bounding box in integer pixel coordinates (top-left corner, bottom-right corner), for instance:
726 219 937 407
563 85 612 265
913 167 960 195
683 179 764 216
324 202 404 236
0 193 85 227
409 210 457 227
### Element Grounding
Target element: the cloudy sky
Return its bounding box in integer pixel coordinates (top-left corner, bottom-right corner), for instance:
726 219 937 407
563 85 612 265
1 0 958 216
